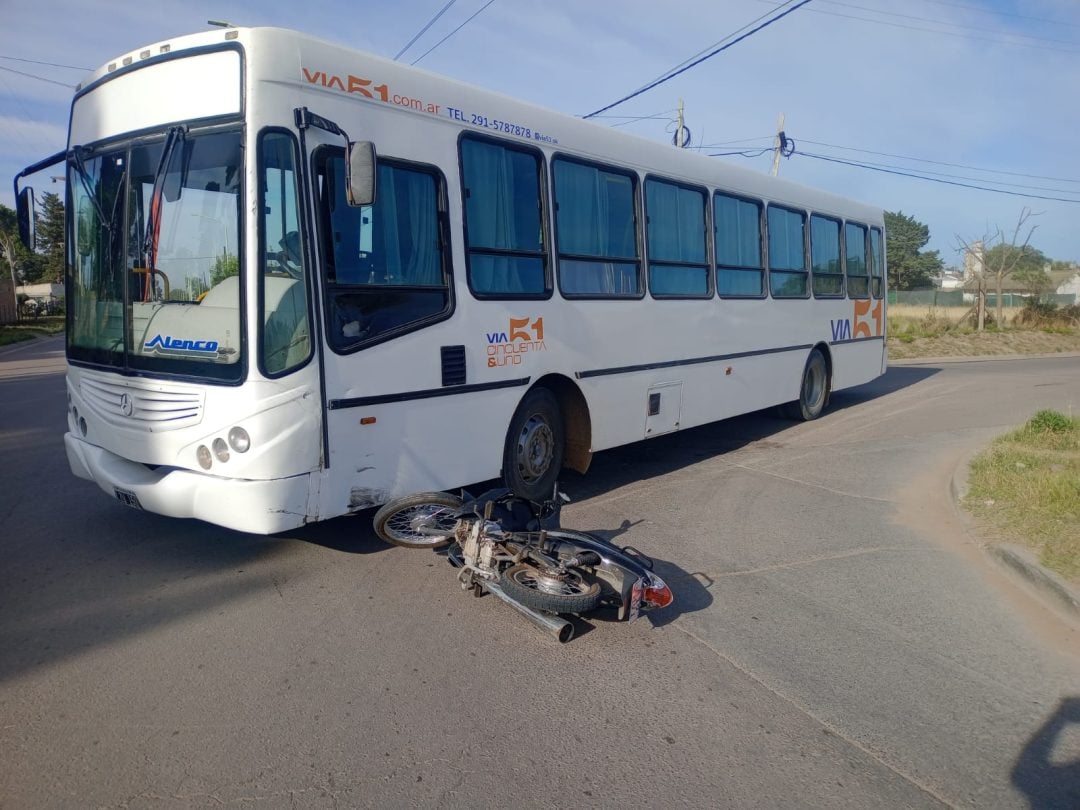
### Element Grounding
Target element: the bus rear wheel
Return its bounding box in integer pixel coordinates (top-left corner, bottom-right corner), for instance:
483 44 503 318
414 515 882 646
503 387 564 502
780 348 829 421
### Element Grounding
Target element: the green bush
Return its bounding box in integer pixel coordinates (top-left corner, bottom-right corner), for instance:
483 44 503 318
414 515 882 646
1028 410 1074 434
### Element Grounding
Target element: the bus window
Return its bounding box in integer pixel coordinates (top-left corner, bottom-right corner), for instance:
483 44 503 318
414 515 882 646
845 222 869 298
715 193 763 297
460 136 549 298
810 214 843 297
870 227 884 298
553 157 641 298
767 205 808 297
259 130 312 376
645 178 708 297
314 149 451 351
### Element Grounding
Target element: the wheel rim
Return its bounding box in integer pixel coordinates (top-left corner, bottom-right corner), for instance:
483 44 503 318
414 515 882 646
509 565 592 597
514 414 554 484
383 504 457 546
803 355 826 410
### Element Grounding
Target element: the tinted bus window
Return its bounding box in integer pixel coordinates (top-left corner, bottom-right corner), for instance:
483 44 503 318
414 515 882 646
715 193 763 297
811 214 843 297
845 222 869 298
645 178 708 297
460 136 548 297
767 205 807 297
553 158 641 297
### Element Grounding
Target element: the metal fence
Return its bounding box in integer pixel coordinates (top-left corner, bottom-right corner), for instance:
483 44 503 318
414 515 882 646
888 290 1077 308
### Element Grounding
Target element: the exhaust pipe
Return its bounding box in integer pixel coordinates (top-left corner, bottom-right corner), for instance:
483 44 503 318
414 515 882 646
484 579 574 643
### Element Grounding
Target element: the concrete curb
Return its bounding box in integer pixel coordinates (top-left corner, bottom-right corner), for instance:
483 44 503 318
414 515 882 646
950 446 1080 620
892 351 1080 366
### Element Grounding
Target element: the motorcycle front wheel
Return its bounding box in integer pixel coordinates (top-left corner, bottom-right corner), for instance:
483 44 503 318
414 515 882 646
499 563 602 614
373 492 463 549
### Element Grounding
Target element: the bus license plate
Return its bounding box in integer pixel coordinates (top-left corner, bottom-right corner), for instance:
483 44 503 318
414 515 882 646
114 488 143 510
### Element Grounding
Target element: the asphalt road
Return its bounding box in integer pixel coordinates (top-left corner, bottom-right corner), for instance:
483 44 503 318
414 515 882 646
1 336 1078 809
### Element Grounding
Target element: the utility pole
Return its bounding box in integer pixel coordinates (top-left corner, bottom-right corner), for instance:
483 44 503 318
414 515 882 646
770 113 786 177
676 98 685 148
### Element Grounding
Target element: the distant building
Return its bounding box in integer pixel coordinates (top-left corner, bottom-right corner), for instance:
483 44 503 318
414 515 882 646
16 283 64 317
936 270 964 290
962 241 984 281
1055 268 1080 302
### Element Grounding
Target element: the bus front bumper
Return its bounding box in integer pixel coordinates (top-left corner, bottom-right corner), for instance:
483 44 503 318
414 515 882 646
65 433 314 535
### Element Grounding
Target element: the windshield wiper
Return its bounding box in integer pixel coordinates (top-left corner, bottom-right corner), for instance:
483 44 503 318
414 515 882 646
141 126 186 277
71 147 110 231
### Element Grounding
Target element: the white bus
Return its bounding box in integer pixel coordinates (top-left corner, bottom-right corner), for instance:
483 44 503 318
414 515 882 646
15 26 886 535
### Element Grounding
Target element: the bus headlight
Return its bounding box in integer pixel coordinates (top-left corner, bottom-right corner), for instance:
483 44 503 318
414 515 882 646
196 445 213 470
227 426 250 453
212 438 230 463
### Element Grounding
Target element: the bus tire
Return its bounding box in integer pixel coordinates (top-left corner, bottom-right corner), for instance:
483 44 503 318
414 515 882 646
780 348 829 421
503 387 564 502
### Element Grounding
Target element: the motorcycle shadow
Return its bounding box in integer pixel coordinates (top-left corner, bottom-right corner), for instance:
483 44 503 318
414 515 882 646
567 541 714 637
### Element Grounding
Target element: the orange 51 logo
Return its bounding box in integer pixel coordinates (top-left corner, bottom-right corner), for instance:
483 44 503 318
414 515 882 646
486 317 546 368
830 300 883 341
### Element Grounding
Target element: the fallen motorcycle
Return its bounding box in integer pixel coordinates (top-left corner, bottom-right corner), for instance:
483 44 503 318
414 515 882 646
372 486 673 643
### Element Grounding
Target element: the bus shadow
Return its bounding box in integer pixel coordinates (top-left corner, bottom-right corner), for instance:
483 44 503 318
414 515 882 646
288 512 392 554
560 365 940 502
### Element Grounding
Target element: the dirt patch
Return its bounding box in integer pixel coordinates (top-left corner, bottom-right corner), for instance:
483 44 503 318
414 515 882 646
888 329 1080 359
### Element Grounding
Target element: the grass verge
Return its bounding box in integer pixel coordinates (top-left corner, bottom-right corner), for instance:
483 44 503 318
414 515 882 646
0 318 64 347
964 410 1080 582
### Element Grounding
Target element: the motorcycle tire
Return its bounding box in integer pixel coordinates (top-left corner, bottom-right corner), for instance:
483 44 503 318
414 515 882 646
499 563 602 615
373 492 463 549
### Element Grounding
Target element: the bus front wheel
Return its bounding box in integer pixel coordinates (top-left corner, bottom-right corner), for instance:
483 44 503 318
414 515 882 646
780 348 829 421
503 387 565 502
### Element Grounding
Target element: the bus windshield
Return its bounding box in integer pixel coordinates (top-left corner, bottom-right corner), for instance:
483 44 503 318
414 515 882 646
67 129 244 382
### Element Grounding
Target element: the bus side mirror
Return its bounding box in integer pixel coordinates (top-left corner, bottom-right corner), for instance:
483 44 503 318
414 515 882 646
346 141 376 207
17 187 35 250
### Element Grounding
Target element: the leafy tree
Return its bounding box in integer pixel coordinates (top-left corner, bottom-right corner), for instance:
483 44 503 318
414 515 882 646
984 244 1050 296
32 191 66 284
209 253 239 287
884 210 944 290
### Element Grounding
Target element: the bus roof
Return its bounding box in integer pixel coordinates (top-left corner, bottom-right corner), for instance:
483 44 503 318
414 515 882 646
78 25 882 225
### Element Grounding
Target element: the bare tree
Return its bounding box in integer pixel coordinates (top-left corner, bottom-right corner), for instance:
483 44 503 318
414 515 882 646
956 208 1039 331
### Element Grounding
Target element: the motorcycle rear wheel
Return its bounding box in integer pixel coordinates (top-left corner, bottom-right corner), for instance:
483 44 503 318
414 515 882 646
500 563 602 614
373 492 463 549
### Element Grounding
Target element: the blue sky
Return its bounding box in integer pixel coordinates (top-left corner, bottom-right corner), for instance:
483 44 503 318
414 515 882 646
2 0 1078 266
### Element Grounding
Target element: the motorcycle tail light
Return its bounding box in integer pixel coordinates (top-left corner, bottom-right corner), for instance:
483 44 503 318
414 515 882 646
643 582 674 609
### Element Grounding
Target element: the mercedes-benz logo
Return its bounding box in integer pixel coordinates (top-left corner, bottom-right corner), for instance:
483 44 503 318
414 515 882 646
119 392 133 417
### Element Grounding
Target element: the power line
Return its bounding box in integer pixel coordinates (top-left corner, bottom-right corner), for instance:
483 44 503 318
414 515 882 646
394 0 460 60
698 136 774 148
0 54 91 71
590 109 678 120
915 0 1080 29
794 150 1080 204
800 153 1080 195
805 0 1080 48
582 0 814 120
756 0 1080 54
709 148 772 158
0 64 73 88
411 0 497 65
798 138 1080 185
